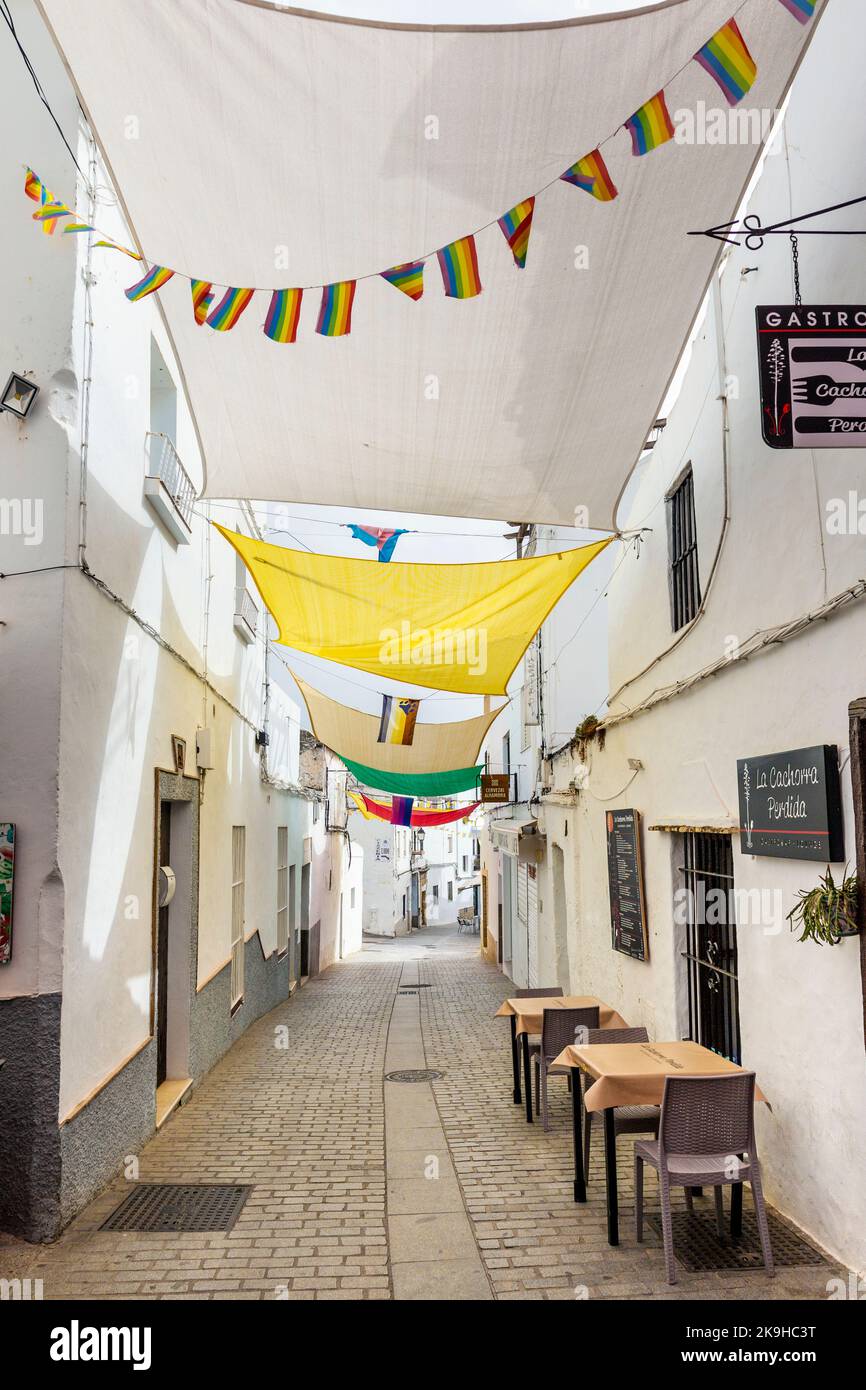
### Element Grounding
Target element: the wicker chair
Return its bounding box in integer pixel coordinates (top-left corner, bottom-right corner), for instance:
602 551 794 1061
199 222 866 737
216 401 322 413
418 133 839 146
581 1026 659 1177
532 1006 600 1131
635 1072 774 1285
514 987 564 998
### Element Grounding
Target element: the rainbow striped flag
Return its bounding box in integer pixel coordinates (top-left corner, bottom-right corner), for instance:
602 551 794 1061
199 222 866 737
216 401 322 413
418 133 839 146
317 280 356 337
380 260 425 301
778 0 815 22
695 19 757 106
32 197 71 234
125 265 175 301
391 795 414 827
498 197 535 269
437 235 482 299
378 696 420 747
206 287 254 332
62 222 95 235
625 90 675 156
264 287 303 342
24 168 42 202
191 280 214 326
94 238 141 259
560 147 618 201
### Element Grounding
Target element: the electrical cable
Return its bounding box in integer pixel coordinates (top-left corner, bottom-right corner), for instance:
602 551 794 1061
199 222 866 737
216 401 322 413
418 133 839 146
0 1 86 181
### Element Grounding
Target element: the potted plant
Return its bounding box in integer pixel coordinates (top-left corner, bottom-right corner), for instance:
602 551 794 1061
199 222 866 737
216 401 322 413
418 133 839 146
786 865 860 945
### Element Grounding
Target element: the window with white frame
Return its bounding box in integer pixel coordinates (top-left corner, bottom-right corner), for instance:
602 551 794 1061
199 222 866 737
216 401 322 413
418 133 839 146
276 825 288 956
231 825 246 1006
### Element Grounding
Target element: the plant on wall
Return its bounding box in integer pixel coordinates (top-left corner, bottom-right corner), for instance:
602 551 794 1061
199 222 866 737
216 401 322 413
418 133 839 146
574 714 606 761
786 865 860 946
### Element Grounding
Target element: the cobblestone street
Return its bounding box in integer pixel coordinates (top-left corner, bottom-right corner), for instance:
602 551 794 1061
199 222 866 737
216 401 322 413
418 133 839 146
0 927 850 1301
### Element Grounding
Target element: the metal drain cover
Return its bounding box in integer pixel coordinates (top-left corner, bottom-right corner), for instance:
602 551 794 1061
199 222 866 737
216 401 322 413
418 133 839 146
385 1069 444 1083
646 1209 829 1273
101 1183 251 1234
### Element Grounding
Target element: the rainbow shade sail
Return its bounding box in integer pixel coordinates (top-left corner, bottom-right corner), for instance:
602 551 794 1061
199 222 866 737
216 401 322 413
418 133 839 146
437 235 482 299
342 759 483 797
560 147 619 201
625 91 675 155
216 525 613 695
380 261 424 301
346 524 407 562
351 791 480 827
207 287 254 331
778 0 815 22
498 198 535 269
191 280 214 325
125 265 175 301
317 281 356 336
264 288 303 343
378 696 419 746
694 19 757 106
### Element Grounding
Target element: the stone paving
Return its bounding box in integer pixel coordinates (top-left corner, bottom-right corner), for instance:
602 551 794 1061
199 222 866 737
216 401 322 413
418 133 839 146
0 926 850 1300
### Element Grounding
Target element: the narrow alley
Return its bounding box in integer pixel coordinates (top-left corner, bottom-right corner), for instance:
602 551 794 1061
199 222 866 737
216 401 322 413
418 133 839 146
1 925 847 1303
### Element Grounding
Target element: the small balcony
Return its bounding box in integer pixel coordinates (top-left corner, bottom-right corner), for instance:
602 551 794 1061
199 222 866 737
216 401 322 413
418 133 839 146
234 586 258 644
143 432 195 544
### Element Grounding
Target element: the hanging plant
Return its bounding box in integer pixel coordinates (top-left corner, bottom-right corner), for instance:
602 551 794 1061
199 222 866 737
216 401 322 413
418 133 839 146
786 866 860 946
574 714 606 761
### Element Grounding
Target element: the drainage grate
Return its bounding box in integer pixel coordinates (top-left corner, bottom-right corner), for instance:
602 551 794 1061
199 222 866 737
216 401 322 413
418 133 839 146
384 1069 444 1083
101 1184 251 1234
646 1209 829 1273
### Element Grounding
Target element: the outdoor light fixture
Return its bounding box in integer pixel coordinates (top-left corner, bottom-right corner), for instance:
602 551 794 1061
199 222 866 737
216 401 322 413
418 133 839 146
0 373 39 420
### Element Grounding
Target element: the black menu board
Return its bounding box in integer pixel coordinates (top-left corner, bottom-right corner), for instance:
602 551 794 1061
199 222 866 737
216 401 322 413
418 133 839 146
606 808 649 961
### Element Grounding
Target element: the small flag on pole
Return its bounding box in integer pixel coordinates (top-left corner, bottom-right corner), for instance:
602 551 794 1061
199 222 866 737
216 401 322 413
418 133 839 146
391 796 415 827
437 235 482 299
125 265 175 301
317 281 357 337
560 148 619 201
777 0 815 22
378 696 420 747
380 261 425 301
624 90 676 156
264 287 303 342
498 198 535 269
191 280 215 326
694 19 757 106
206 287 254 331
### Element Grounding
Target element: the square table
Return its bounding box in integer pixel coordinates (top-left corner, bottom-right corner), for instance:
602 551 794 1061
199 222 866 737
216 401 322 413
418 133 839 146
495 996 629 1123
551 1039 767 1246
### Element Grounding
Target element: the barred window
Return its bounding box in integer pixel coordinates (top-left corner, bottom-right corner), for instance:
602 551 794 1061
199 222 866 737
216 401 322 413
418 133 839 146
667 468 700 631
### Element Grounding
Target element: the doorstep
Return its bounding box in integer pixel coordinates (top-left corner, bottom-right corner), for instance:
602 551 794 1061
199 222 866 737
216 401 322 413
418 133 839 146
155 1077 193 1129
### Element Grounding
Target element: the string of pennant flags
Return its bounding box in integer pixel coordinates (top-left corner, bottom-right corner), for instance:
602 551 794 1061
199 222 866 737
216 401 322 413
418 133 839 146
23 0 815 344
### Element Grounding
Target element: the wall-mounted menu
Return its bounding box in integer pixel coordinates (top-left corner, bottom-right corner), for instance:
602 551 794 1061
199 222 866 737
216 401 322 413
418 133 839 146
606 808 649 961
757 305 866 449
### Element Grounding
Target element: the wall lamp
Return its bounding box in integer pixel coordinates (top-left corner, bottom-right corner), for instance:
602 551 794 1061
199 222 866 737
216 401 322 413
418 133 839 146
1 374 39 420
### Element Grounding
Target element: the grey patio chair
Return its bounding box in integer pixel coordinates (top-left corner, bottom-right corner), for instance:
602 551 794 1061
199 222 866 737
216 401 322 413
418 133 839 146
581 1026 659 1178
532 1006 600 1131
635 1071 773 1285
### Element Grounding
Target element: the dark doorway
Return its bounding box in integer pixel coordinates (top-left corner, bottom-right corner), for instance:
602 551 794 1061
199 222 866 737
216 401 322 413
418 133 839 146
156 801 171 1087
680 832 741 1062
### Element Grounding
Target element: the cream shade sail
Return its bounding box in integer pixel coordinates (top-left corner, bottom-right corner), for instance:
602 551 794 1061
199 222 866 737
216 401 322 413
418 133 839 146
37 0 820 525
215 523 613 694
294 673 505 773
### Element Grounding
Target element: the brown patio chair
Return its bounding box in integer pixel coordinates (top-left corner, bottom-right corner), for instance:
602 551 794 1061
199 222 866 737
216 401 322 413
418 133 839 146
581 1026 659 1178
532 1006 600 1131
514 987 564 997
635 1071 773 1285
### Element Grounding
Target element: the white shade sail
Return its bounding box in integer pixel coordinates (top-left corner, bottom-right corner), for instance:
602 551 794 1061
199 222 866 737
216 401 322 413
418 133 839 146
38 0 818 525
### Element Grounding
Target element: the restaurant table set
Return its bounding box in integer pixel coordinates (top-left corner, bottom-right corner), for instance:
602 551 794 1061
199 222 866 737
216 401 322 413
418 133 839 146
495 991 773 1283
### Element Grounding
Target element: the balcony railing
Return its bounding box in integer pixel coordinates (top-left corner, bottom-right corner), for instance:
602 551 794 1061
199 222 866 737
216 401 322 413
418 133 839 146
143 432 196 543
234 585 258 644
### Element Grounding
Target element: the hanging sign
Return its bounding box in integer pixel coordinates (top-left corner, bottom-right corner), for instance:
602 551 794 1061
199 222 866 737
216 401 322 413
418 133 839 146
757 306 866 448
737 745 844 862
606 808 649 961
481 773 512 803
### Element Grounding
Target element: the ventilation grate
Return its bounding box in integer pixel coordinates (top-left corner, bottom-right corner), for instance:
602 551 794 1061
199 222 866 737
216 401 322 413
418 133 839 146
101 1183 251 1234
646 1209 829 1273
385 1069 444 1083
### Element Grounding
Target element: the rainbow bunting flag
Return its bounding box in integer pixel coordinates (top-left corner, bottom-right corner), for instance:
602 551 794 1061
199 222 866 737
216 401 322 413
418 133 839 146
377 696 420 747
391 796 414 827
316 281 356 337
625 90 675 156
62 222 96 235
437 235 482 299
191 279 214 326
560 147 619 201
125 265 175 301
497 197 535 270
778 0 815 22
264 287 303 343
380 261 424 301
24 168 42 202
695 19 757 106
32 198 71 233
95 238 141 259
206 286 254 332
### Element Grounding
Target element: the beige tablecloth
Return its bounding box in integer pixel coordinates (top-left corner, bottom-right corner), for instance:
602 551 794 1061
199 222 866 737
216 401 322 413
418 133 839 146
551 1039 767 1113
495 995 628 1039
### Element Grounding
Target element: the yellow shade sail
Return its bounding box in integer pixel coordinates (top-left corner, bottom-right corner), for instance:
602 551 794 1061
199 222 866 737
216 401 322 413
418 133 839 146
294 674 505 774
216 525 613 695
